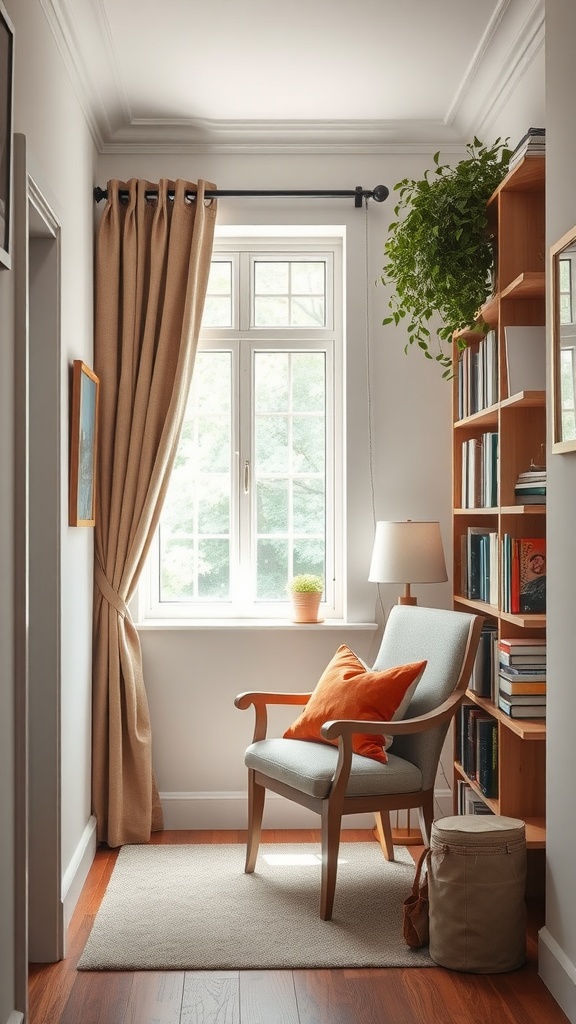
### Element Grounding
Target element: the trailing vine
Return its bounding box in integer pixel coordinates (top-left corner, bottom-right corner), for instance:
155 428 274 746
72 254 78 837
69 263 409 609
380 137 512 376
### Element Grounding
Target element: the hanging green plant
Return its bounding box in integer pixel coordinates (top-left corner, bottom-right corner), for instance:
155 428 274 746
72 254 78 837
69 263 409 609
380 137 512 376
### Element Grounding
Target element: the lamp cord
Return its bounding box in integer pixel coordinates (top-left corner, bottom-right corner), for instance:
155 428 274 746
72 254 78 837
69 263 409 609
364 198 386 625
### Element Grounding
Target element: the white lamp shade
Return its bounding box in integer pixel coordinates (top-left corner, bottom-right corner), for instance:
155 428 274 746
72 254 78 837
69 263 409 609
368 520 448 584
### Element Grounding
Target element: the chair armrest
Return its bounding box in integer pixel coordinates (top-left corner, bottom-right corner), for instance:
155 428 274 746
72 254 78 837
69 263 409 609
320 690 465 741
234 691 312 711
234 691 312 743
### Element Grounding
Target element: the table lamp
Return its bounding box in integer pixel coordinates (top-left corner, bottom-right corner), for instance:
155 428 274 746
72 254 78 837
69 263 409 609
368 520 448 605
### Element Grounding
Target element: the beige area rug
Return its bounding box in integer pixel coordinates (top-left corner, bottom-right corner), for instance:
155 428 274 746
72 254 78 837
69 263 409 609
78 842 434 971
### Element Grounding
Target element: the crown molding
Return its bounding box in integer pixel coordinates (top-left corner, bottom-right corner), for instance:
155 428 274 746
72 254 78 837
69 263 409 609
99 118 464 155
44 0 544 155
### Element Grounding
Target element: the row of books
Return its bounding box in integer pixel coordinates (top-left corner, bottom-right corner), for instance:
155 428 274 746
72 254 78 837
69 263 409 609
456 779 494 816
469 631 546 719
457 330 498 419
498 636 546 720
461 432 498 508
460 529 546 613
501 535 546 614
458 704 498 798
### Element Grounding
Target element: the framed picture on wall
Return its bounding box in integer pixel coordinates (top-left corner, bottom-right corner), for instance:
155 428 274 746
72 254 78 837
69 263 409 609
69 360 100 527
0 1 14 270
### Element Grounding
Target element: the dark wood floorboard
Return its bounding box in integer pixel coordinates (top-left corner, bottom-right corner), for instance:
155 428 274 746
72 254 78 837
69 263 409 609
28 829 569 1024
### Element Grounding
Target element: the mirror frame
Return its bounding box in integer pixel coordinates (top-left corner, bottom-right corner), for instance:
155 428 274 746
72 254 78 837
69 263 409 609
551 224 576 453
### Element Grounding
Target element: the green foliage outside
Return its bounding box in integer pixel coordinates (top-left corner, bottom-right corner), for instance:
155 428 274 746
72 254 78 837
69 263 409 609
380 137 512 376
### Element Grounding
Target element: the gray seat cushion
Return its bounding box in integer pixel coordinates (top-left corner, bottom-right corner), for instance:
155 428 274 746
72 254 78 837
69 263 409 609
245 738 422 800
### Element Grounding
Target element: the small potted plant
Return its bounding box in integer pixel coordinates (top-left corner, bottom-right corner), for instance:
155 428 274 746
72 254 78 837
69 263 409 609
288 573 324 623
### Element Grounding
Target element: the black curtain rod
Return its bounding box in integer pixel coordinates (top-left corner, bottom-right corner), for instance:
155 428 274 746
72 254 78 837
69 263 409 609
93 184 389 208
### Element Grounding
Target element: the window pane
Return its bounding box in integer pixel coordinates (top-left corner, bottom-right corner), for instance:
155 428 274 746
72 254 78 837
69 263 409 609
198 539 230 598
159 351 232 601
291 262 325 294
256 538 288 599
293 540 325 582
292 478 325 534
257 478 289 533
254 295 289 326
202 296 232 328
292 415 325 473
255 351 289 412
253 350 327 602
255 415 289 472
202 261 232 327
253 260 326 328
254 261 289 293
291 296 325 326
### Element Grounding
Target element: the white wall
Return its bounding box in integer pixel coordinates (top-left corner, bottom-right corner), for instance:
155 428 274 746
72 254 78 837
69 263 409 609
538 3 576 1019
1 0 96 1012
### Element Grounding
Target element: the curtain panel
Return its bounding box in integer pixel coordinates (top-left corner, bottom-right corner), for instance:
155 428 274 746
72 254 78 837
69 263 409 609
92 178 216 846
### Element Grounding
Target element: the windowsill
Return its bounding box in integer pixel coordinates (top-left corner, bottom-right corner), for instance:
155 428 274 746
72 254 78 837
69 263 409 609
135 618 378 632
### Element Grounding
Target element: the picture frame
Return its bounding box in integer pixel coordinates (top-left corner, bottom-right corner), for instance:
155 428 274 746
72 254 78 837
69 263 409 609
0 1 14 270
551 224 576 454
69 360 100 527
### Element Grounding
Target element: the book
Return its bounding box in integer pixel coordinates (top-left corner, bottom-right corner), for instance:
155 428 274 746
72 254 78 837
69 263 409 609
497 691 546 704
516 494 547 505
504 325 546 395
519 537 546 613
498 675 547 696
499 638 546 654
469 622 498 697
476 717 498 798
499 665 546 682
499 651 546 665
498 695 546 718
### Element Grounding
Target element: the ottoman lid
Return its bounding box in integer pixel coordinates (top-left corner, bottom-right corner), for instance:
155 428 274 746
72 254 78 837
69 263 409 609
433 814 525 835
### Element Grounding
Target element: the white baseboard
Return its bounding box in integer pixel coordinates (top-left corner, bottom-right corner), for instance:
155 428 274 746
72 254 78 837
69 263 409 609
538 927 576 1022
160 787 453 832
6 1012 24 1024
61 815 97 950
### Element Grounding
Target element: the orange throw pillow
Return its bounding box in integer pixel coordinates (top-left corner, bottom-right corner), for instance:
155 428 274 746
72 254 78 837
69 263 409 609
283 645 426 763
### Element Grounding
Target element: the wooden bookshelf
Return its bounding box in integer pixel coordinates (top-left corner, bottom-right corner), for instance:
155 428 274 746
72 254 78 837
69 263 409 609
451 155 547 849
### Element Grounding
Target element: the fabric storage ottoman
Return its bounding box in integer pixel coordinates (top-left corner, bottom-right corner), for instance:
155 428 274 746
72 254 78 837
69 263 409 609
428 814 527 973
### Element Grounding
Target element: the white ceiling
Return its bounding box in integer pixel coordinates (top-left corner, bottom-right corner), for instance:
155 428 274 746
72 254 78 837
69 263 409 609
44 0 544 152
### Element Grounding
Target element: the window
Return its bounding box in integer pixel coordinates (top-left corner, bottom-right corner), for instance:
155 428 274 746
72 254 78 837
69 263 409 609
142 235 343 619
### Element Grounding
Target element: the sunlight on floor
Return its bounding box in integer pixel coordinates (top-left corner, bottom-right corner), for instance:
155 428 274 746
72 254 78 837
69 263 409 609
262 853 349 866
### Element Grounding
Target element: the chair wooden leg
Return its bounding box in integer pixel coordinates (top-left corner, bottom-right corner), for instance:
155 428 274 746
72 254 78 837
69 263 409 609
373 810 395 861
418 791 434 846
320 800 342 921
245 769 265 873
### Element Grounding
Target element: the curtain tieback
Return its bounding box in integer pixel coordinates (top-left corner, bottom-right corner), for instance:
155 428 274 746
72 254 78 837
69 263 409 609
95 561 130 619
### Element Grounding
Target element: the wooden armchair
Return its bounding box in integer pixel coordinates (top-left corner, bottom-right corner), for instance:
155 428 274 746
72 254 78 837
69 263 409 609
235 604 484 920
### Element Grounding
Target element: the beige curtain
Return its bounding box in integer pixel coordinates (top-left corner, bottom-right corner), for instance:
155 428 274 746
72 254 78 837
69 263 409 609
92 178 217 847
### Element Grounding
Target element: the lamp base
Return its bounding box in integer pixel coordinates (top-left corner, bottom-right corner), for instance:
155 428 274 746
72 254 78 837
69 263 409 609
398 595 417 606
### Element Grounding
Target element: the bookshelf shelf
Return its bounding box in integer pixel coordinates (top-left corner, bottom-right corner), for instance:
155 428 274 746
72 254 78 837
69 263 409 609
452 155 546 851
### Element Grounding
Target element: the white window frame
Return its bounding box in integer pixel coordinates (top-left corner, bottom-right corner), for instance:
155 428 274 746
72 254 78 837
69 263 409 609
137 233 344 621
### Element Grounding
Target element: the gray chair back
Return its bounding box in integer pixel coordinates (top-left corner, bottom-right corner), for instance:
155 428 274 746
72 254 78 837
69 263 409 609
372 604 477 789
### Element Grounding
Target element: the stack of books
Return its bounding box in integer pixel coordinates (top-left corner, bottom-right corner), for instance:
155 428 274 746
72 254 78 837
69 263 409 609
497 637 546 719
515 467 546 505
508 127 545 171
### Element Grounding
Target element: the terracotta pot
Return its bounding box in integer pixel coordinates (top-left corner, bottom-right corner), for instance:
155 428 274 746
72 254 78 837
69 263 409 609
290 591 323 623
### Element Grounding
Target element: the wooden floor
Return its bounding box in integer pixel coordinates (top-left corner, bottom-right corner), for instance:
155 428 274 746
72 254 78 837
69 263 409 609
29 829 569 1024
